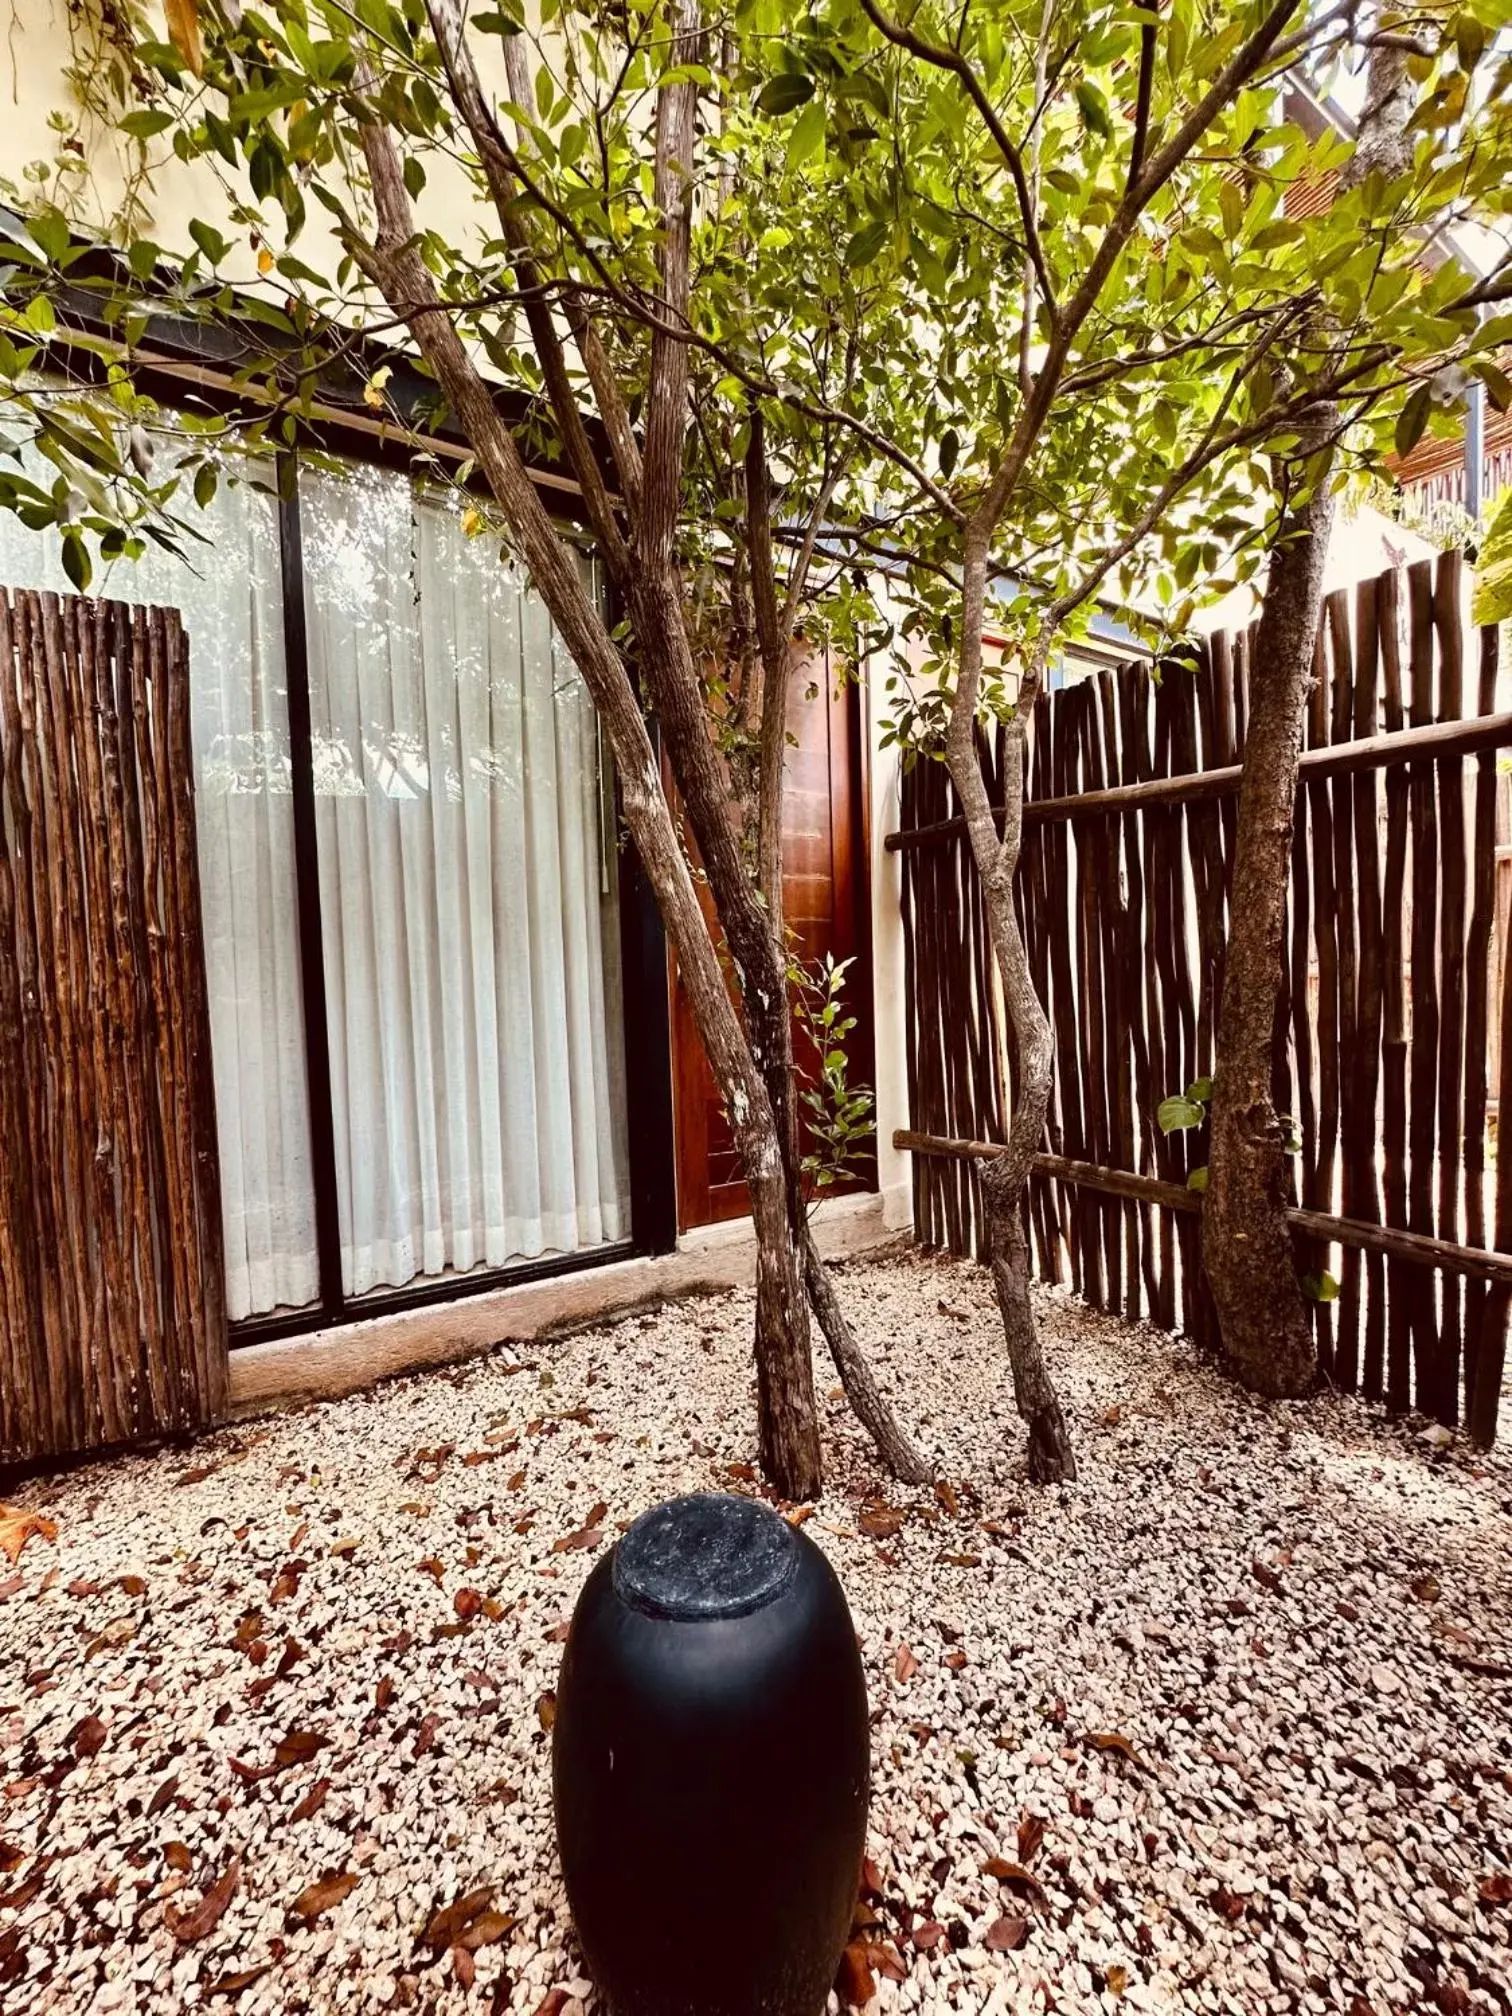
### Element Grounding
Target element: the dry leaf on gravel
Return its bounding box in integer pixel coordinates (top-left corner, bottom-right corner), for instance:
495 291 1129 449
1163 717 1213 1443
207 1965 271 1998
983 1858 1048 1907
1479 1872 1512 1905
273 1729 329 1771
289 1777 331 1823
859 1507 904 1540
422 1886 495 1954
1083 1730 1147 1769
893 1643 919 1684
550 1527 604 1554
1017 1812 1047 1864
985 1915 1028 1952
834 1938 875 2007
536 1692 557 1731
71 1714 107 1759
289 1871 358 1923
166 1857 241 1943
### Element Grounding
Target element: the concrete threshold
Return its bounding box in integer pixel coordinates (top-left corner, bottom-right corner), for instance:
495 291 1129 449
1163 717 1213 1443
228 1191 902 1413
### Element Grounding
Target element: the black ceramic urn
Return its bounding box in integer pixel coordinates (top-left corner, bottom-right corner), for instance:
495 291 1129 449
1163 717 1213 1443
551 1492 870 2016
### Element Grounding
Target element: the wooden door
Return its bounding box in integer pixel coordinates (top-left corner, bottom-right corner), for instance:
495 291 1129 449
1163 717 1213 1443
0 589 227 1463
670 653 875 1230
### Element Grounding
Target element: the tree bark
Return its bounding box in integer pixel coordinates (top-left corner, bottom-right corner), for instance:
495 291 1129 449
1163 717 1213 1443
1203 417 1337 1397
944 532 1076 1481
1202 31 1413 1397
351 104 824 1500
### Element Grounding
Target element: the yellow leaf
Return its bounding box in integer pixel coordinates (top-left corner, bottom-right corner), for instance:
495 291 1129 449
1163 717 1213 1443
461 506 484 538
257 246 273 275
0 1503 58 1565
164 0 204 77
362 364 392 411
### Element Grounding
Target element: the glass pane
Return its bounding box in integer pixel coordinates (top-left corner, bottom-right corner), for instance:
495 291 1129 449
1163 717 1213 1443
0 458 320 1321
298 460 630 1299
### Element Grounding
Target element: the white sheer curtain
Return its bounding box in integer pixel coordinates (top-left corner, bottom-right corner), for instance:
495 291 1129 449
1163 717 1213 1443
298 461 629 1298
0 465 318 1322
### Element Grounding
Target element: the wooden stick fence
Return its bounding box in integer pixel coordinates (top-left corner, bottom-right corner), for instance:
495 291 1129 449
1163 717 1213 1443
890 553 1512 1439
0 588 226 1466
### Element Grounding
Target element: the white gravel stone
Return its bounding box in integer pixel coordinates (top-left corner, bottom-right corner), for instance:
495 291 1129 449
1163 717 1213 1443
2 1249 1510 2014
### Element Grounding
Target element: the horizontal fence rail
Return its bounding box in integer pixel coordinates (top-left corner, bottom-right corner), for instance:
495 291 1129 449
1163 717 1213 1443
890 553 1512 1441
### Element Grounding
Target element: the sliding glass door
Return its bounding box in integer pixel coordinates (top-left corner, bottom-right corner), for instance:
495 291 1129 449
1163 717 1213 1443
298 461 629 1300
0 431 631 1326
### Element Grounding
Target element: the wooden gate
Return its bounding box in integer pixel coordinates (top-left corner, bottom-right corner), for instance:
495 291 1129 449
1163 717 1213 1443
0 588 226 1465
890 554 1512 1441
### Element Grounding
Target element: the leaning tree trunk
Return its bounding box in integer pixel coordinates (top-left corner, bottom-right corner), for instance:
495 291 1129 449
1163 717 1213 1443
944 585 1076 1483
1203 417 1337 1398
351 115 824 1499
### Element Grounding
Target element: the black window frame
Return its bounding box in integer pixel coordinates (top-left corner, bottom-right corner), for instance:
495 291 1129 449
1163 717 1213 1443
224 442 679 1347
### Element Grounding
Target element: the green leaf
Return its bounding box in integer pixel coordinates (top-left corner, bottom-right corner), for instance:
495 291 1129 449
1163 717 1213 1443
119 109 175 141
1472 488 1512 627
785 100 825 171
1185 1076 1213 1104
844 219 888 269
1471 358 1512 414
757 74 814 116
1075 81 1112 138
193 462 219 511
28 210 71 264
1395 383 1432 459
1157 1095 1206 1134
1303 1271 1340 1303
61 530 90 593
938 426 959 477
1186 1165 1209 1193
189 219 231 267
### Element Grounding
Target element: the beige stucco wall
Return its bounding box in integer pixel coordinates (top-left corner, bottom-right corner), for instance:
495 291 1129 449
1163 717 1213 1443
1 2 510 290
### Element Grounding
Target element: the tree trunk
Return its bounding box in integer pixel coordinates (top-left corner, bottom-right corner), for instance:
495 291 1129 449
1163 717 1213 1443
982 1162 1075 1481
350 118 823 1499
1202 34 1412 1399
1203 420 1337 1397
943 571 1076 1483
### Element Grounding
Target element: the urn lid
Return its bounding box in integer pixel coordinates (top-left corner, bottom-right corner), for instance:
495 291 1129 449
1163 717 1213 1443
613 1492 799 1622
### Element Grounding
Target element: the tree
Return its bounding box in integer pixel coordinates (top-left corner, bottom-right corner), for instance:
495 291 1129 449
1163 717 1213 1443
0 0 936 1496
1204 33 1416 1399
695 0 1512 1461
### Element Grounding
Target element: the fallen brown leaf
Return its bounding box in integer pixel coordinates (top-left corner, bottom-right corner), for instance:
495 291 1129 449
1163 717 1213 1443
1478 1871 1512 1905
1105 1963 1129 1997
164 1842 193 1873
1083 1730 1147 1769
536 1691 557 1732
1411 1572 1442 1604
422 1886 495 1954
166 1857 241 1944
983 1858 1048 1907
550 1527 604 1554
454 1588 483 1620
289 1871 359 1923
458 1909 517 1952
835 1938 876 2007
859 1507 904 1540
71 1715 107 1760
272 1729 328 1771
893 1643 920 1684
207 1965 271 1998
912 1921 947 1950
985 1915 1028 1952
289 1778 330 1823
1017 1812 1047 1865
1250 1559 1283 1593
533 1994 569 2016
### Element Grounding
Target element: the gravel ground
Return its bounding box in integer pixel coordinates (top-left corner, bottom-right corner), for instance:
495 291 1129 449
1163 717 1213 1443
2 1246 1511 2016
